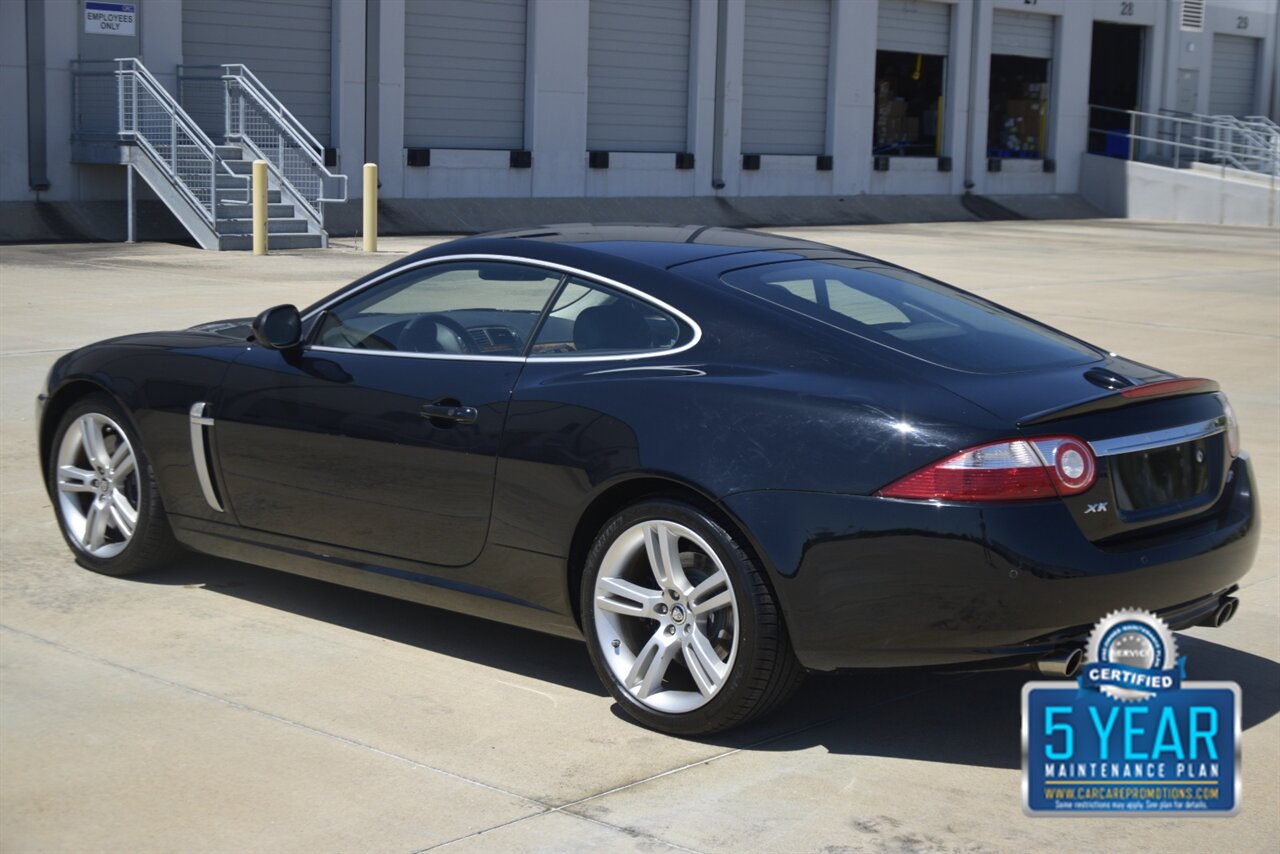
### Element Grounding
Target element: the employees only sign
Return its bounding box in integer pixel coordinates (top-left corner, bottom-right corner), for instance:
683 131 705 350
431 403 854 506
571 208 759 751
84 2 136 36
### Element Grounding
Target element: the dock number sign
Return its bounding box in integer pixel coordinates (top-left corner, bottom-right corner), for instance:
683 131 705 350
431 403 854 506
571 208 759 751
84 2 136 36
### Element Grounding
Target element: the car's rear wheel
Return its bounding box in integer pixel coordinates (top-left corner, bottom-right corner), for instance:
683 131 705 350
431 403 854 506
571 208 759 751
48 394 182 576
582 500 802 735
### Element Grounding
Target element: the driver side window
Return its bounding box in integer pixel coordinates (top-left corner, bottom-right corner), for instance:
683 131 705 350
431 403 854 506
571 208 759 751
312 261 563 356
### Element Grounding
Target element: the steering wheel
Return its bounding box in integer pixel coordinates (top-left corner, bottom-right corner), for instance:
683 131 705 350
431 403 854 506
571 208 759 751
399 313 478 355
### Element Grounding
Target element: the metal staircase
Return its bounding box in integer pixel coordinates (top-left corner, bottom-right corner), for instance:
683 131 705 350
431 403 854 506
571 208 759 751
72 58 346 250
1088 105 1280 177
1202 114 1280 176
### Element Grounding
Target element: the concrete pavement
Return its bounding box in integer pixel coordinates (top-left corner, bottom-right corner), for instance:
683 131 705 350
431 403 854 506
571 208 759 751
1 220 1277 852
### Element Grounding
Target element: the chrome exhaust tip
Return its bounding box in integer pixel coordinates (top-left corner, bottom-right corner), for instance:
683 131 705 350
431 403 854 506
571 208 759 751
1213 596 1239 628
1197 596 1240 628
1032 647 1084 678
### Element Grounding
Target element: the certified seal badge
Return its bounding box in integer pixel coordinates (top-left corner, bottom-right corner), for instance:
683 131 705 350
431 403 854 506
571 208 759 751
1081 608 1182 701
1023 606 1241 815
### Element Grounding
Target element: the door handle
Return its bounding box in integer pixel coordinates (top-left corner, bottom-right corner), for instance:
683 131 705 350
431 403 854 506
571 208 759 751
420 403 478 424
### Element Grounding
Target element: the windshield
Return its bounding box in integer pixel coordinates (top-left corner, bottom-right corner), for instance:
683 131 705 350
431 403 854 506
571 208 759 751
721 259 1101 373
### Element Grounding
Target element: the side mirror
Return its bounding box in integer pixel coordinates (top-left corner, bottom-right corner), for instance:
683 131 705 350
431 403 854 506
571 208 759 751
251 304 302 350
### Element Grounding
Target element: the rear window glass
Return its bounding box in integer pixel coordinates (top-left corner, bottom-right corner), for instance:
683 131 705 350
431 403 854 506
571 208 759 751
721 260 1100 373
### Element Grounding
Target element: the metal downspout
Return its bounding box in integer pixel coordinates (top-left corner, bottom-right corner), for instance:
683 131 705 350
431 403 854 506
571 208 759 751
25 0 49 192
711 0 728 190
963 0 982 193
364 0 380 177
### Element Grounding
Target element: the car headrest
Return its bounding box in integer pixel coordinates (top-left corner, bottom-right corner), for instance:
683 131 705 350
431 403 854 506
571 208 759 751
573 303 652 352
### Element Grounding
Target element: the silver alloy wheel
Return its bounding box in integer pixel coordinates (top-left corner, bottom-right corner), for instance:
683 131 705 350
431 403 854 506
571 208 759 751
55 412 140 559
592 520 739 714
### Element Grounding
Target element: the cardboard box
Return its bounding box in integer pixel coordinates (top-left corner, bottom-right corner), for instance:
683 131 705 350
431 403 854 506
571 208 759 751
875 99 908 146
1005 99 1042 126
998 103 1043 154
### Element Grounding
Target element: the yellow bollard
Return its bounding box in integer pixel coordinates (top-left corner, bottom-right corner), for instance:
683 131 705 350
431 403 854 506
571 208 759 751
252 160 268 256
363 162 378 252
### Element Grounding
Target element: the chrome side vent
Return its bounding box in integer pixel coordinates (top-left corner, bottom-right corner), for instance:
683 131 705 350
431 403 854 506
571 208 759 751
188 402 225 512
1180 0 1205 32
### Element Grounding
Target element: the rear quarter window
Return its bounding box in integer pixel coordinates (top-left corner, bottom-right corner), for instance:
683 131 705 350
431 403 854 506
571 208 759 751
530 278 690 356
721 259 1101 373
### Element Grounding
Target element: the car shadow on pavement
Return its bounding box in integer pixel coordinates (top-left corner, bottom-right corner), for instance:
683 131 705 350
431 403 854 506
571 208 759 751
137 553 609 697
699 636 1280 770
138 555 1279 770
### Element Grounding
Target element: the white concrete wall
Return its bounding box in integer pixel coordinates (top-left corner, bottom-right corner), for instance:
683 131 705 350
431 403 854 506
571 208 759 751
1080 151 1280 227
1159 0 1278 118
373 0 408 200
528 0 589 198
4 0 1278 205
331 0 365 184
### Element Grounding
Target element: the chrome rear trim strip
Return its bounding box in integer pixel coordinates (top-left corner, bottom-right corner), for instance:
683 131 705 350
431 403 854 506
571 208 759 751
1089 416 1226 458
189 402 225 512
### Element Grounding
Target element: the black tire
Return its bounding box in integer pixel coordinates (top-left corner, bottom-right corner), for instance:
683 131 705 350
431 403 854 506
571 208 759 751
581 499 803 736
47 393 183 577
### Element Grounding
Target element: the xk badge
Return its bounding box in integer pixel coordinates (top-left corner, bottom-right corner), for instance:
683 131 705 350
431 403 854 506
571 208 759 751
1085 501 1109 514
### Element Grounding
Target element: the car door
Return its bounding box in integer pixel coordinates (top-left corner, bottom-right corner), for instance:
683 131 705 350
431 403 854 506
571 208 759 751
212 259 564 567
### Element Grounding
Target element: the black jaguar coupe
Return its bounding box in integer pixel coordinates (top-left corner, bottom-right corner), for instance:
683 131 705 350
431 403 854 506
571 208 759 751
38 225 1257 735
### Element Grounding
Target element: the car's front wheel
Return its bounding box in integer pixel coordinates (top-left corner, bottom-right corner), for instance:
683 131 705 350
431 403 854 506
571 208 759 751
48 393 182 576
582 500 802 735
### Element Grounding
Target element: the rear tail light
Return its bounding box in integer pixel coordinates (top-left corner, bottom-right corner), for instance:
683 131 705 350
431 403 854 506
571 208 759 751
1037 437 1095 493
878 436 1096 502
1218 393 1240 458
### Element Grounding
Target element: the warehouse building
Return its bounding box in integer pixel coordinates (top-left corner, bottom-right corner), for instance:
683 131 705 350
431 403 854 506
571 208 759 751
1 0 1277 239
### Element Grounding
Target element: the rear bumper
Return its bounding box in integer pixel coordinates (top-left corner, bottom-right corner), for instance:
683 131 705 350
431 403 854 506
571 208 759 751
721 455 1259 671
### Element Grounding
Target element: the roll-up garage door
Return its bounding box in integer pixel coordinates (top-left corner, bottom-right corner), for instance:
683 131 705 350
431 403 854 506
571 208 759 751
182 0 332 145
405 0 527 150
878 0 950 56
587 0 691 152
1209 34 1259 116
741 0 831 155
991 9 1054 59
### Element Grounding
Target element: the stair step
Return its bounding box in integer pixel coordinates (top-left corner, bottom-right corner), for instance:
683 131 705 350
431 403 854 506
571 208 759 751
215 145 245 160
215 173 251 189
217 189 283 204
219 233 325 251
217 218 310 235
224 159 255 175
217 202 295 218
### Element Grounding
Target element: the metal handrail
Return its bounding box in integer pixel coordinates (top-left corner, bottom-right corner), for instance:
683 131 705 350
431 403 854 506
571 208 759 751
225 76 332 181
220 63 325 159
1213 114 1279 133
224 75 348 221
118 60 220 159
1087 104 1280 177
115 58 245 226
231 119 326 228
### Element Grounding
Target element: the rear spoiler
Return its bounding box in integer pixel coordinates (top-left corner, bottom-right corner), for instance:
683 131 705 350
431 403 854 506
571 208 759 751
1018 378 1220 427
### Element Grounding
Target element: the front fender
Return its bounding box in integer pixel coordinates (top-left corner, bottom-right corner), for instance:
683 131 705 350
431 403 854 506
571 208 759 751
40 334 246 522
